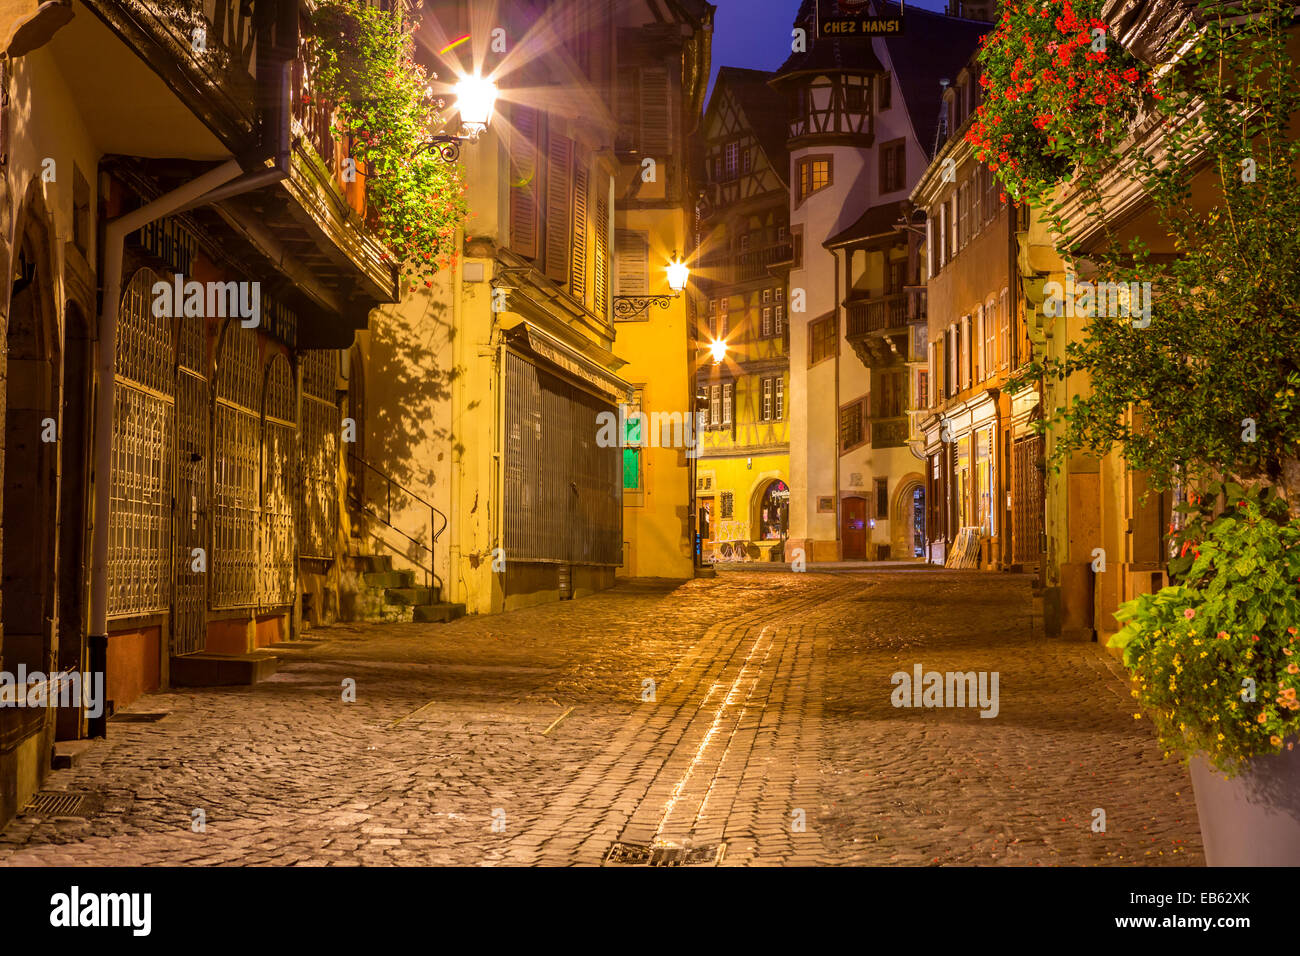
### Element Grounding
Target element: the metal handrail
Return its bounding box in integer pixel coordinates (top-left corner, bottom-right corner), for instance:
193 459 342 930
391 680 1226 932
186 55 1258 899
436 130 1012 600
346 450 447 593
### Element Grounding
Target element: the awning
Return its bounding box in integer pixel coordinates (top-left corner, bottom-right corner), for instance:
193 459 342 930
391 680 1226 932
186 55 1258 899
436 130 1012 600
501 318 631 404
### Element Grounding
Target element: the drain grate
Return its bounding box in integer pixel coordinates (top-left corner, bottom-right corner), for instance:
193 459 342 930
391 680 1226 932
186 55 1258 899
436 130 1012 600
23 791 102 819
110 712 170 723
604 842 725 866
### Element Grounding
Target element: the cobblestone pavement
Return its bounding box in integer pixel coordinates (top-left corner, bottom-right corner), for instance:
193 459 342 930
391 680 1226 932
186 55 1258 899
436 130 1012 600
0 570 1203 865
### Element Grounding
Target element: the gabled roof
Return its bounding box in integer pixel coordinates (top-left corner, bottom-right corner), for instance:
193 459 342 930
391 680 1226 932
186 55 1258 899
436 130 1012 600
710 66 791 186
876 2 990 158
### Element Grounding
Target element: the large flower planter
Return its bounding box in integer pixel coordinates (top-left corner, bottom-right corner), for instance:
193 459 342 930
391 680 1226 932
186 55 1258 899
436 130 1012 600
1189 743 1300 866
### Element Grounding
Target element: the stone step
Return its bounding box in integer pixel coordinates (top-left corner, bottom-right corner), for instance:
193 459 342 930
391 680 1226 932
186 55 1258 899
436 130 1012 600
363 569 415 589
413 602 467 623
170 651 279 687
384 587 435 606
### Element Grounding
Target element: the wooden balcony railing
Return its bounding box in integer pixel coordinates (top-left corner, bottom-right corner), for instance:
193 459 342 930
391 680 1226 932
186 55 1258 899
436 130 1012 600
699 242 794 284
846 288 927 337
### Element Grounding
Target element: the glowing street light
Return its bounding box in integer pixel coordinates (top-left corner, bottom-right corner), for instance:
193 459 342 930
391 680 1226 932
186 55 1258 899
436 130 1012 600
454 74 498 138
708 339 728 364
416 74 500 162
667 252 691 295
613 250 692 320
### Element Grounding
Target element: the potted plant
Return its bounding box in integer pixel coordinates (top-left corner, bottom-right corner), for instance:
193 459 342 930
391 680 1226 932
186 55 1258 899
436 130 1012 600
1111 486 1300 865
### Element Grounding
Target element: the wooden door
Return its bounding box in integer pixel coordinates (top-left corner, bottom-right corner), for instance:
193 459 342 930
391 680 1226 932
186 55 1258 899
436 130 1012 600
842 496 866 560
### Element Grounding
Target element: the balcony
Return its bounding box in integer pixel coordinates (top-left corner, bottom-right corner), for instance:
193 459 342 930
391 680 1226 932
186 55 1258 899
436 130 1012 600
870 416 910 449
844 288 927 369
698 242 794 286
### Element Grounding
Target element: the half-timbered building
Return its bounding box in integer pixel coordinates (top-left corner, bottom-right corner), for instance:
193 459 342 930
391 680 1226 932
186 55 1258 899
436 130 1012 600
694 67 792 562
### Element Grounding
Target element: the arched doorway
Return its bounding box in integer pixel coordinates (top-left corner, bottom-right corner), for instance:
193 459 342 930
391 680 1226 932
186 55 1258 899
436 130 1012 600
891 473 927 560
755 478 789 540
3 228 59 706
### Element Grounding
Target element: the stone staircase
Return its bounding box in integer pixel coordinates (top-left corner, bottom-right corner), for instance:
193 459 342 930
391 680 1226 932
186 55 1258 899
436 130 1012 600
339 554 466 624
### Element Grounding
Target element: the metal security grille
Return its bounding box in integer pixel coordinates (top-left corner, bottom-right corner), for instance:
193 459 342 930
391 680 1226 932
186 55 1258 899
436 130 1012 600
503 352 621 566
109 269 174 618
212 322 260 608
261 355 297 607
298 350 339 560
173 313 209 655
1012 435 1045 567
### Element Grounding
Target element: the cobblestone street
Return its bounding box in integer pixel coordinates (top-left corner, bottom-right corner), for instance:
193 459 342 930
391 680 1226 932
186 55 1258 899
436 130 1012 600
0 571 1203 866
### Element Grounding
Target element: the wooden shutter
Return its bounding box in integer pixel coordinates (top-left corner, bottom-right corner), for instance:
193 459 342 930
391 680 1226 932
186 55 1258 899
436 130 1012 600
571 163 589 303
638 67 671 157
594 193 609 318
615 230 649 296
509 105 539 259
544 132 573 284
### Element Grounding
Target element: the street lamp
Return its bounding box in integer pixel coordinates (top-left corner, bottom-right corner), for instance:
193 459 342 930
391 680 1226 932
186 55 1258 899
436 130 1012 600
708 339 727 364
613 251 690 320
416 74 499 162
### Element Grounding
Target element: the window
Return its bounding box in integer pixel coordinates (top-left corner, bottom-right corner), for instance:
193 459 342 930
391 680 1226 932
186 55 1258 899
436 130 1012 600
775 304 785 337
721 491 734 519
880 370 906 417
776 377 784 419
717 297 729 338
725 141 740 179
623 387 644 493
840 399 866 453
972 167 984 233
984 299 997 378
743 150 752 174
999 287 1010 369
984 160 998 221
875 477 889 520
761 306 773 337
937 203 947 269
947 324 958 397
917 369 929 411
762 288 773 304
797 156 832 202
887 259 907 296
739 233 750 252
809 314 837 365
974 306 984 382
878 73 892 110
710 384 721 426
846 84 866 111
763 378 773 421
777 225 788 243
615 230 649 297
958 181 969 250
722 382 733 425
776 286 785 302
960 315 972 390
879 139 906 194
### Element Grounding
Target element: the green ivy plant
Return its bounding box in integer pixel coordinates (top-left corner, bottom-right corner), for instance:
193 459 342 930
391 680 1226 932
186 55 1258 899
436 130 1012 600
999 0 1300 504
1111 495 1300 773
305 0 467 287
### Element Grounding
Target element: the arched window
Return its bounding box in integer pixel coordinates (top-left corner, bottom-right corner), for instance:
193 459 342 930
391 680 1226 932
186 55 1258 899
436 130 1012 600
261 354 296 606
109 268 174 617
212 321 260 608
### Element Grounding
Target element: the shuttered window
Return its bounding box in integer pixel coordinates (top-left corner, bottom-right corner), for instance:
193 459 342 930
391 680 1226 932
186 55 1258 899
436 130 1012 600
509 105 539 260
545 132 573 284
639 67 671 157
571 164 589 302
594 193 609 318
615 230 649 296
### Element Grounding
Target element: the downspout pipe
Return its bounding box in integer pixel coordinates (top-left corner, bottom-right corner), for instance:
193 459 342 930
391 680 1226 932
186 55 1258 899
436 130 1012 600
86 5 296 737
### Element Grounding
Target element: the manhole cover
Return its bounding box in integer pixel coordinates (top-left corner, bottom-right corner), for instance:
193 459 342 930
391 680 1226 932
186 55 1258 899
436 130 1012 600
23 792 102 818
604 842 725 866
109 712 170 723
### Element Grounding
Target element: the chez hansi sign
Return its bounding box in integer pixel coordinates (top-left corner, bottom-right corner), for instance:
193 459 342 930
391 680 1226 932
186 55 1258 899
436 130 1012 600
820 0 905 37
